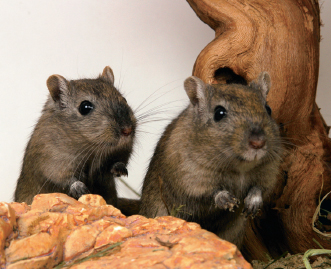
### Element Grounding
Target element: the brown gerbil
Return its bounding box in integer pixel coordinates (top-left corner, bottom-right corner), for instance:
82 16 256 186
14 66 136 209
139 72 283 248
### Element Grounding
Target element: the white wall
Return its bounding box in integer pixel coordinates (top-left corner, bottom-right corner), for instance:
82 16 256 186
317 1 331 124
0 1 330 203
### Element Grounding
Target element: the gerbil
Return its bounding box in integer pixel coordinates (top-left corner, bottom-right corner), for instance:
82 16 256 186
139 72 283 248
14 66 137 209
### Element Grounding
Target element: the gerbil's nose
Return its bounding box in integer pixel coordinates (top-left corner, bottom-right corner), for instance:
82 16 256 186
121 127 133 136
249 128 266 149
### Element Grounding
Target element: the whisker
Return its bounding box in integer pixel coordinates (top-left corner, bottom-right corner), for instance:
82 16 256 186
90 140 106 174
136 101 185 120
133 80 182 113
76 138 105 182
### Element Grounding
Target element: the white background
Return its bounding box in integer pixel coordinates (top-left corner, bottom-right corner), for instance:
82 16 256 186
0 1 330 203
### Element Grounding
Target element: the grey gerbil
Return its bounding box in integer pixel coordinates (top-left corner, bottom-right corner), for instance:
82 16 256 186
139 72 283 248
14 66 137 210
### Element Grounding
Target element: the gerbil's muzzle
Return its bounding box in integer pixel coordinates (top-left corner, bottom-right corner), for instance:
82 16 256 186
248 128 266 149
121 126 133 137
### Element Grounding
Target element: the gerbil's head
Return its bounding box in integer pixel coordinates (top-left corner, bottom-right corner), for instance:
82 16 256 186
45 66 136 152
183 72 282 171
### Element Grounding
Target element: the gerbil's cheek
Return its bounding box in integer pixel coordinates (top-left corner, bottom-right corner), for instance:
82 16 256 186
229 126 246 156
80 115 117 143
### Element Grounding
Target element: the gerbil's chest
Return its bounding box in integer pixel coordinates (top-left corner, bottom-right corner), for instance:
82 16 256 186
220 172 252 199
179 166 253 200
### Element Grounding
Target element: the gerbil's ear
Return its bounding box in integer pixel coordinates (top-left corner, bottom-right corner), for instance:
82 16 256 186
184 76 207 112
46 75 69 103
101 66 114 84
249 72 271 98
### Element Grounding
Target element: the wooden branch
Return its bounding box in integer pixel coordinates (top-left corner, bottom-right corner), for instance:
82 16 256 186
187 0 331 261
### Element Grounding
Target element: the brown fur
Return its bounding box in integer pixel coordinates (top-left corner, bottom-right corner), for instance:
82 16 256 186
139 73 283 248
14 66 136 209
117 198 141 216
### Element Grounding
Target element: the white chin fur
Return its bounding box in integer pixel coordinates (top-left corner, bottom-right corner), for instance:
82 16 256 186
241 148 266 162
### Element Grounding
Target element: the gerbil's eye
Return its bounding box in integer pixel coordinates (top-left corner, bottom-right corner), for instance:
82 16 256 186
79 101 94 115
214 106 227 122
265 104 272 115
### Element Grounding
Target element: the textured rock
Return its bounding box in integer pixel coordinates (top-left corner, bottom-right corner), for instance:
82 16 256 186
0 193 252 268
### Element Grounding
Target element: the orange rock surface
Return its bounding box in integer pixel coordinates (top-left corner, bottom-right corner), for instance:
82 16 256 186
0 193 252 268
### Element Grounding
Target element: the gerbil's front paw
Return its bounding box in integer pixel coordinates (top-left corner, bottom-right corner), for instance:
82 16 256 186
214 190 240 212
243 187 263 218
111 162 128 177
69 181 89 199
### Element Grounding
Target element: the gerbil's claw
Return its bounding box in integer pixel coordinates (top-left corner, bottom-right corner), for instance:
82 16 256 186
111 162 128 177
214 190 240 212
242 208 261 219
69 181 90 199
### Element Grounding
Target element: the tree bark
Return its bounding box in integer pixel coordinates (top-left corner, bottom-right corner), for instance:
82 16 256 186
187 0 331 261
